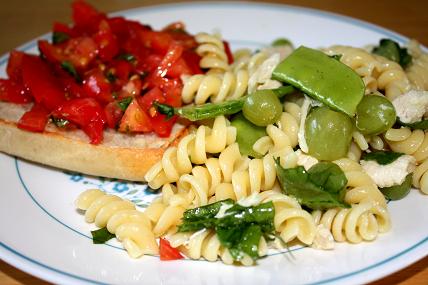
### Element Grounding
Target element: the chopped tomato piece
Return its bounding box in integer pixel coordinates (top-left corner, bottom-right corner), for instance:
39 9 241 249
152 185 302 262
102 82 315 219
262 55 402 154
17 104 49 132
162 79 183 107
21 55 66 111
6 51 25 82
53 22 73 36
65 37 98 69
38 40 65 63
159 238 183 261
181 50 202 75
118 98 152 133
83 68 114 104
0 79 32 104
137 87 164 111
167 58 193 78
52 98 106 144
108 59 134 82
93 20 119 61
223 40 234 64
119 76 142 98
72 0 105 34
154 43 183 78
151 114 177 137
140 30 174 55
104 101 124 129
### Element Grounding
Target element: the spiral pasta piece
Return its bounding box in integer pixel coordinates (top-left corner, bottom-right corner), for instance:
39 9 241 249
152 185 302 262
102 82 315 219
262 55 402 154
167 229 268 265
334 158 387 207
144 116 236 189
413 158 428 194
195 32 229 73
385 128 428 163
177 143 249 206
312 200 390 243
181 70 249 104
324 45 411 100
406 40 428 91
76 189 158 258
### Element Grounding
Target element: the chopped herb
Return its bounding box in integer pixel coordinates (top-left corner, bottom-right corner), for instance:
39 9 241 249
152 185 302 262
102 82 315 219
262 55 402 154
117 53 136 63
362 151 404 165
275 160 349 210
61 61 81 82
372 39 412 68
397 118 428 130
380 173 412 201
178 199 275 262
153 102 175 119
329 54 342 61
51 117 70 128
52 31 70 44
105 70 117 83
117 97 133 111
91 227 115 244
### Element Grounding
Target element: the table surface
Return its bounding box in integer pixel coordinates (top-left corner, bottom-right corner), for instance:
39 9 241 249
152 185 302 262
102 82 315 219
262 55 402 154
0 0 427 284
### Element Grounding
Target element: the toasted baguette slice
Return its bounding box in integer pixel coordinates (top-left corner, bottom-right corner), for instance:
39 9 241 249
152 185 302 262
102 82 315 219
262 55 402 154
0 101 188 181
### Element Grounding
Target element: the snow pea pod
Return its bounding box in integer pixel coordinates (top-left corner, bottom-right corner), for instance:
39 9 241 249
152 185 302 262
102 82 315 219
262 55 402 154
272 46 365 117
155 85 295 121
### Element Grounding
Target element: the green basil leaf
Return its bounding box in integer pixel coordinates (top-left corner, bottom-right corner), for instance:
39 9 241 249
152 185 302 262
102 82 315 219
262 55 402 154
52 31 70 44
61 61 81 82
117 53 136 63
372 39 412 68
275 160 349 210
91 227 115 244
362 151 404 165
117 97 133 111
397 118 428 130
380 173 412 200
51 117 70 128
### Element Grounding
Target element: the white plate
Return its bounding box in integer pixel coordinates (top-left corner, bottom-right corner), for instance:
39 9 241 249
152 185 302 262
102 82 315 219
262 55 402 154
1 2 427 285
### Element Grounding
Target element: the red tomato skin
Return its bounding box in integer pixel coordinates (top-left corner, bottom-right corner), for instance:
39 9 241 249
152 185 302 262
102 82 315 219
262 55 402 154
17 104 49 132
53 22 73 36
104 101 124 129
181 50 203 75
93 20 119 61
21 55 66 111
0 79 33 104
72 0 105 34
6 51 26 82
118 99 152 133
137 87 164 110
83 69 114 104
223 40 234 64
52 97 106 144
159 238 184 261
151 114 177 138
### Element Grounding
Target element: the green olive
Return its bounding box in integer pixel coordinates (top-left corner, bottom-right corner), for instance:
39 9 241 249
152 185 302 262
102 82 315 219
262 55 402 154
242 89 282 126
305 106 353 161
356 95 396 135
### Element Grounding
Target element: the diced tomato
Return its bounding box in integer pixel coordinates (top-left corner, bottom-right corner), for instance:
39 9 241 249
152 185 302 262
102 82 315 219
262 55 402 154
140 30 174 55
162 79 183 107
6 51 25 82
53 22 73 36
104 101 124 129
151 114 177 137
65 37 98 69
93 20 119 61
155 43 183 78
17 104 49 132
166 58 193 78
72 0 105 34
38 40 65 63
52 98 106 144
59 75 87 99
21 55 66 111
0 79 32 104
159 238 183 261
118 98 152 133
137 87 164 111
119 76 142 99
181 50 202 75
108 60 134 82
223 40 234 64
83 68 114 104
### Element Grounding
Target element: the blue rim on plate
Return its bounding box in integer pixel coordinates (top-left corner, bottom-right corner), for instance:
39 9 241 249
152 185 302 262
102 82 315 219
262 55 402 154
1 2 427 285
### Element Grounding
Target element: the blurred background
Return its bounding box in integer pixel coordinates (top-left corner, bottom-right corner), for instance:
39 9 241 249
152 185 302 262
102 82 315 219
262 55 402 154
0 0 427 56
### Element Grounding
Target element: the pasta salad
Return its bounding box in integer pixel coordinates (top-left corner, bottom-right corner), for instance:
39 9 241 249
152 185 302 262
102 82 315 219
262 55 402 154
65 2 427 265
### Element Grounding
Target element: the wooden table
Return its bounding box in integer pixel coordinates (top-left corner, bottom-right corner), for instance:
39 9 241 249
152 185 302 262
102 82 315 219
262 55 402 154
0 0 427 284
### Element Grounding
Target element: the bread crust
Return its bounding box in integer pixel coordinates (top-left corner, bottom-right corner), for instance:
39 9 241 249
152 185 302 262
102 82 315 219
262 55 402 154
0 113 188 182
